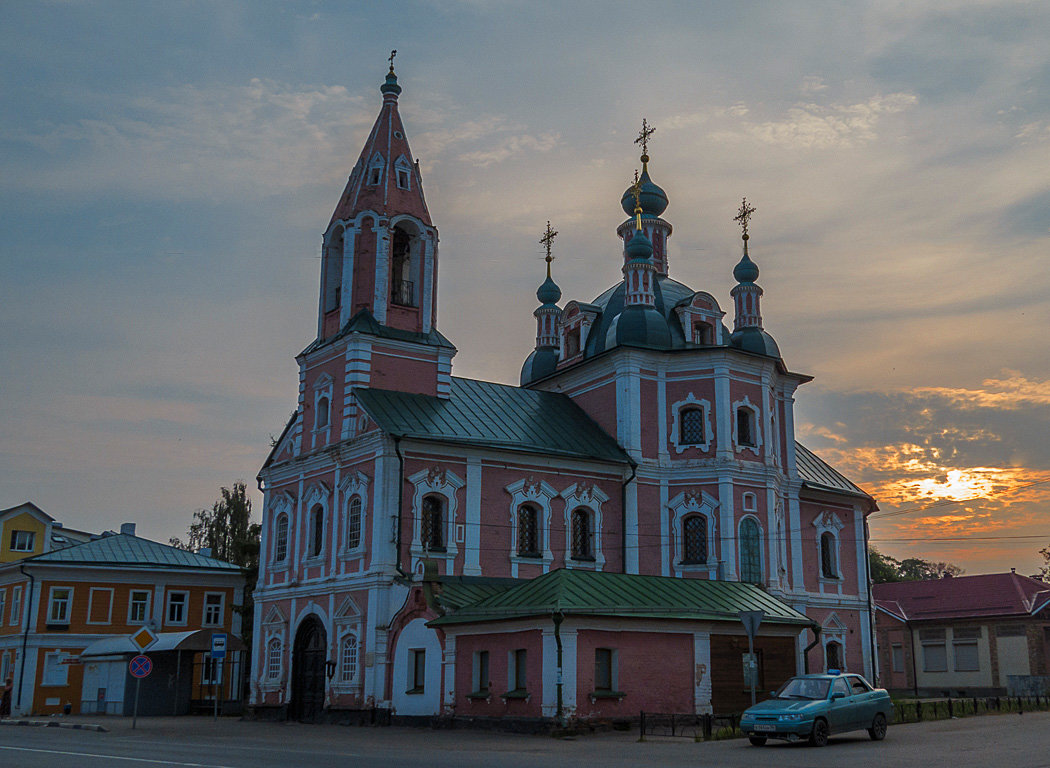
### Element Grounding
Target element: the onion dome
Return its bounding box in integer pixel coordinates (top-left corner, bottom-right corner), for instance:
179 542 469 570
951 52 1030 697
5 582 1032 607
520 347 558 384
733 244 759 283
606 305 672 349
380 56 402 96
537 275 561 305
625 227 654 262
620 165 668 217
730 326 781 358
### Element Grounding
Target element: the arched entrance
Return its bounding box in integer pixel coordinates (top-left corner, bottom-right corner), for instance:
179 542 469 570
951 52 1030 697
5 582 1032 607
290 616 327 722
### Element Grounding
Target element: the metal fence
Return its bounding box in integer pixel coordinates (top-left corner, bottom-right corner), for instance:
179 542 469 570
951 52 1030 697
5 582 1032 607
638 711 740 740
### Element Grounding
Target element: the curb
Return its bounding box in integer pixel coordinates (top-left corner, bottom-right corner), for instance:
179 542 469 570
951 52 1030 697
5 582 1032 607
0 719 108 732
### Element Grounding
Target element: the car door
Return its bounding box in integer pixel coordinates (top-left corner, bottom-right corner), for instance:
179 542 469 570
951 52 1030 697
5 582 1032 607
847 675 878 727
827 677 854 732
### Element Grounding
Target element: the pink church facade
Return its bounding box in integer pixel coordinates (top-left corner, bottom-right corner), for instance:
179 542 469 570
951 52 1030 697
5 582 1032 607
250 65 877 724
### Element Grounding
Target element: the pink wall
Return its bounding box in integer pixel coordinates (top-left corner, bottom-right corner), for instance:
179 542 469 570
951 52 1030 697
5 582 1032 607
350 219 376 316
453 629 544 718
370 347 437 395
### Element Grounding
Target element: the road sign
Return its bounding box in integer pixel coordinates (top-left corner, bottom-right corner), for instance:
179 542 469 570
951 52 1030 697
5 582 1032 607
129 654 153 679
738 610 764 638
130 625 159 652
210 632 227 660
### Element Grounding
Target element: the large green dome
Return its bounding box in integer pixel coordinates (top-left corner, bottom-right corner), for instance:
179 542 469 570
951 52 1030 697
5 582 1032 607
620 166 668 218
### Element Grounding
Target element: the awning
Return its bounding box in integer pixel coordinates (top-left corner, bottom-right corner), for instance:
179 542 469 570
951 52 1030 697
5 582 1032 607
79 629 246 658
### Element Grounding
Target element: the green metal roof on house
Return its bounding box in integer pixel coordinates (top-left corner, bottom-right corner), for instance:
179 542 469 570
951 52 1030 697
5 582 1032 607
430 568 814 627
435 575 525 611
795 442 873 501
355 377 630 464
22 534 241 571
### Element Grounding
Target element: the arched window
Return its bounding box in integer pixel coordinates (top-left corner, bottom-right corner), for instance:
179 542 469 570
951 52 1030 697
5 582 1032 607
323 227 344 313
739 518 762 583
570 508 593 560
421 495 444 551
679 407 705 445
340 634 359 683
346 496 362 550
737 407 755 446
274 513 289 563
820 532 837 578
390 227 416 307
266 637 282 679
316 396 330 429
517 504 539 557
310 504 324 557
825 641 842 671
682 515 707 564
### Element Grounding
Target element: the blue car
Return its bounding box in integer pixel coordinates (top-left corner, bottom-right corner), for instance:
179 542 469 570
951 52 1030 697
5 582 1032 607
739 673 892 747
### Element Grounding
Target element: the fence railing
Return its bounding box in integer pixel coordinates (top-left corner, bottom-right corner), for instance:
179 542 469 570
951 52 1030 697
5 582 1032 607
638 711 740 740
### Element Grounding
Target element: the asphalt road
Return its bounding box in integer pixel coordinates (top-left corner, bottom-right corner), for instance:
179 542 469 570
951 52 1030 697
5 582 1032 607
2 710 1048 768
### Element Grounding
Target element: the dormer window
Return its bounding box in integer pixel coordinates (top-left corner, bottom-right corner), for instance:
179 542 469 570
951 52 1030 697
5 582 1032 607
566 327 581 357
397 169 410 189
369 167 382 185
693 322 712 345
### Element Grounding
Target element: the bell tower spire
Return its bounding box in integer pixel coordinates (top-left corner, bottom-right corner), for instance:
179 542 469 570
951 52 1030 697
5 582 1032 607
731 198 763 330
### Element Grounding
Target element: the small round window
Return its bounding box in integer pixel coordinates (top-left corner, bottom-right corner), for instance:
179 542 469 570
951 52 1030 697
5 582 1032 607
393 131 404 139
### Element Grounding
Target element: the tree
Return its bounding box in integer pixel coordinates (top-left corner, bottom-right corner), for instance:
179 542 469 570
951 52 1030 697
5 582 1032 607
868 547 964 583
869 547 902 584
1040 545 1050 580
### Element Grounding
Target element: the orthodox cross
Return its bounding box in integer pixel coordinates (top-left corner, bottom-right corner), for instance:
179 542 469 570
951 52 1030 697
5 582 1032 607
635 118 655 158
734 197 756 240
540 220 558 277
388 49 397 73
630 170 643 228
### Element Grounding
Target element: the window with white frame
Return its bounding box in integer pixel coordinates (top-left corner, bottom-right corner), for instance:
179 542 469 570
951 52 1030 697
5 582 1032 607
203 593 224 626
679 407 705 445
309 504 325 558
409 649 426 693
739 517 762 583
421 495 445 551
570 508 594 561
825 641 843 671
505 478 557 572
813 511 844 581
921 629 947 672
953 628 981 671
517 504 540 557
273 512 289 564
10 530 35 552
48 587 72 625
670 394 712 453
42 652 69 686
736 407 755 447
316 396 330 429
594 647 618 693
128 590 151 624
166 591 188 625
472 650 490 695
10 586 21 626
346 495 363 551
201 655 221 685
340 633 359 684
266 637 282 680
408 468 464 566
820 532 838 578
508 648 527 694
367 153 384 186
682 515 708 564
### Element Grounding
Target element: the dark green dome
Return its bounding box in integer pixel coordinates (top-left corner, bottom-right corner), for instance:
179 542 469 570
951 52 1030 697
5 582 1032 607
730 326 781 358
733 247 759 283
625 228 654 262
380 71 402 96
620 167 668 217
605 305 672 349
520 347 558 384
537 275 561 305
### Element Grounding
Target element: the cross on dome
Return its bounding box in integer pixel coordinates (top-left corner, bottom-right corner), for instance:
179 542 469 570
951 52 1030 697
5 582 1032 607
635 118 655 160
630 171 643 229
540 221 558 278
388 49 397 73
734 197 756 240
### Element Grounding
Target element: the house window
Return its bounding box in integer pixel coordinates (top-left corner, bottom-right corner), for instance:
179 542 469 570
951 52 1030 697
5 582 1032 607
42 652 69 687
692 321 712 345
309 504 324 557
421 496 445 551
409 649 426 693
565 327 581 357
570 508 593 560
509 648 527 694
390 227 417 307
953 628 981 671
739 518 762 583
472 650 490 695
48 587 72 625
10 530 34 552
825 641 842 671
682 515 707 564
166 591 188 625
10 586 21 626
369 167 382 185
517 505 539 557
594 648 617 692
203 593 224 626
737 407 755 447
920 629 947 672
266 638 282 679
274 513 289 563
820 532 838 578
346 496 363 550
201 655 220 685
340 634 358 683
128 590 151 624
316 396 330 429
891 644 904 673
397 169 410 189
679 407 705 445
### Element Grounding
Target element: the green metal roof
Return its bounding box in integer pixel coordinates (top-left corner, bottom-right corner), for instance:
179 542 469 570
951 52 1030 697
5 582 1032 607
301 309 456 357
435 575 525 611
795 442 872 500
21 534 241 571
430 568 814 627
355 377 630 463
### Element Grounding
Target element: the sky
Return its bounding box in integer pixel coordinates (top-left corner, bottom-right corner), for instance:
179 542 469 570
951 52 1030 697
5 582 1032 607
2 1 1049 575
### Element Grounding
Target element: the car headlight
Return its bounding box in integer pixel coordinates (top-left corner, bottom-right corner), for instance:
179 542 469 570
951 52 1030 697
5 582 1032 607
778 713 805 721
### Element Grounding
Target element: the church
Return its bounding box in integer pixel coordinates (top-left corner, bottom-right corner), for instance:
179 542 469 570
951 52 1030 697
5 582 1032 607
249 61 877 724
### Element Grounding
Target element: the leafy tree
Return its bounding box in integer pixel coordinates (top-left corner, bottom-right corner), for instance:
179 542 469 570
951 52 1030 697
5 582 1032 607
868 547 964 583
869 547 902 584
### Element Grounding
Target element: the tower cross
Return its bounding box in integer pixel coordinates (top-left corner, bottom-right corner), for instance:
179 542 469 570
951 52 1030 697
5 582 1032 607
635 118 655 157
630 170 643 229
734 197 756 240
540 221 558 277
388 49 397 72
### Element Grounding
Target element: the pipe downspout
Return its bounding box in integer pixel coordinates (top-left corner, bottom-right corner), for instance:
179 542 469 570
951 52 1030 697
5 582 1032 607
17 564 36 711
394 435 408 578
620 460 637 573
803 624 822 675
863 518 878 683
552 610 564 725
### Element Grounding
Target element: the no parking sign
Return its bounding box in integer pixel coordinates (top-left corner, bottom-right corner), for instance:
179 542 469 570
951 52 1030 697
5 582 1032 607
129 654 153 678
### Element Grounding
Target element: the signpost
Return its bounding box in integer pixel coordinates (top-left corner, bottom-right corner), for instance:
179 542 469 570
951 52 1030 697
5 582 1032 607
210 633 227 720
738 610 765 707
129 654 152 730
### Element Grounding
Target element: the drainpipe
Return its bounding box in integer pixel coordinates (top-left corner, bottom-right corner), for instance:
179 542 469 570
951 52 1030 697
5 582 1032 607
17 564 36 711
620 459 637 573
910 622 919 698
802 624 822 674
552 610 564 726
393 435 408 578
863 519 878 683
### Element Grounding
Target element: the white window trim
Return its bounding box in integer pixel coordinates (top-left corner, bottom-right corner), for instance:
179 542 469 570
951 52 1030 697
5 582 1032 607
270 494 294 569
737 515 764 584
11 530 35 552
166 590 189 627
338 471 370 558
42 651 69 687
669 392 713 453
47 586 73 625
732 395 762 455
667 490 719 577
367 152 385 186
302 483 331 563
265 636 283 681
260 606 288 691
561 483 608 571
813 510 845 584
127 589 151 625
505 478 558 576
311 373 334 449
394 154 413 191
202 592 225 627
821 612 848 672
408 467 465 571
10 585 21 627
331 596 363 692
86 587 114 625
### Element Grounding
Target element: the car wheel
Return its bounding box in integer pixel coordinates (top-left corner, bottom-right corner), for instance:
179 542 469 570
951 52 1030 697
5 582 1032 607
748 735 767 746
809 718 829 747
868 712 887 741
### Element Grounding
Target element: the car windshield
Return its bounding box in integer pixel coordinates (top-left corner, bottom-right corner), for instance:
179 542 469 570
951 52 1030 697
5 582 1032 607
774 677 830 700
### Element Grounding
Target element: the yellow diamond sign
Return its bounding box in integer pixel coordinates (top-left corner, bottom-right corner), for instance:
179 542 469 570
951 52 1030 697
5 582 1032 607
130 626 158 652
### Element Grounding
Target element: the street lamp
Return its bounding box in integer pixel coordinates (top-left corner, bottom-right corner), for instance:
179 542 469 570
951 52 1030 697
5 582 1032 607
325 660 337 680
